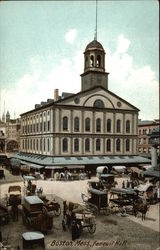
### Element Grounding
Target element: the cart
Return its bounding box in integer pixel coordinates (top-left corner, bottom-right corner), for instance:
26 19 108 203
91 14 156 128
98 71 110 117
74 212 96 234
22 196 53 233
109 187 138 215
40 196 61 216
8 185 21 206
82 188 108 215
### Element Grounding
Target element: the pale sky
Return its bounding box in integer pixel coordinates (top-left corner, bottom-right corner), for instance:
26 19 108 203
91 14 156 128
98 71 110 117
0 0 159 120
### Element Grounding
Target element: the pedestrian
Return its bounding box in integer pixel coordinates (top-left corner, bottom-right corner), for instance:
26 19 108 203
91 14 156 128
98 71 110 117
71 220 80 241
62 217 66 231
63 200 67 217
122 180 125 189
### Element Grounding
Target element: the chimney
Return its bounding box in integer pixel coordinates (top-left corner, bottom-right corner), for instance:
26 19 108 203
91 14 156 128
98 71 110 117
54 89 59 102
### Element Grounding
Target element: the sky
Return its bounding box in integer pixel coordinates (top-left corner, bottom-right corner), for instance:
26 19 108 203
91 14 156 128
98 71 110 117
0 0 159 120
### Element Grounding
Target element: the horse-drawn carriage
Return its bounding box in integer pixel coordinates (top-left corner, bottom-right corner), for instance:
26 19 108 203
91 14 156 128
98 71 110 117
73 212 96 234
22 196 54 233
40 196 61 216
8 185 21 206
109 187 138 215
82 188 108 215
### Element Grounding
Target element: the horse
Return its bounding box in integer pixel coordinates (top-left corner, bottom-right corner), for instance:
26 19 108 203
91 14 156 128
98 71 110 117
133 201 149 221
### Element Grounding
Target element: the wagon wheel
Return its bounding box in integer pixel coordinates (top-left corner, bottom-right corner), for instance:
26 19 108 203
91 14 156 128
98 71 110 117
54 206 61 216
87 224 96 234
89 204 99 216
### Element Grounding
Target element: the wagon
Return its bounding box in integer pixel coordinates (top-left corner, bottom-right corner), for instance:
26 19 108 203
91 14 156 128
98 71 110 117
74 212 96 234
41 196 61 216
22 196 53 233
82 188 108 215
8 185 21 206
109 187 138 214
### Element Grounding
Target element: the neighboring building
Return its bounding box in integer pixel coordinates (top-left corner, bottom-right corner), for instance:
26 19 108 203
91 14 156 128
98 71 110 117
20 39 139 158
5 111 21 152
138 119 160 155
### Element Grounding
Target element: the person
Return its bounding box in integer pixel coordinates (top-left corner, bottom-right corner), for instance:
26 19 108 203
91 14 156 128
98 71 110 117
63 200 67 217
71 220 80 241
122 180 125 189
62 217 66 231
126 180 130 188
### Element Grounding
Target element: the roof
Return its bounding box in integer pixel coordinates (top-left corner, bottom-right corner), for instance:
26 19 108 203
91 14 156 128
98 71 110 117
20 85 140 116
134 183 153 192
110 187 137 195
85 40 104 51
14 153 151 166
24 196 43 205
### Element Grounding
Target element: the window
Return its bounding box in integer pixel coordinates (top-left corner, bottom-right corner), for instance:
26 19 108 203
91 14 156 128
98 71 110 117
63 117 68 131
36 123 39 132
36 139 39 150
96 118 101 132
107 119 111 132
74 138 79 152
48 138 50 152
33 139 35 150
48 121 50 131
116 139 121 151
94 100 104 108
40 122 42 132
44 138 45 151
126 139 130 151
85 138 90 152
43 122 46 132
85 118 90 131
30 140 32 150
126 120 130 133
116 119 121 133
63 138 68 152
74 117 79 132
106 139 111 152
96 139 101 151
96 55 101 67
40 138 42 151
90 55 94 67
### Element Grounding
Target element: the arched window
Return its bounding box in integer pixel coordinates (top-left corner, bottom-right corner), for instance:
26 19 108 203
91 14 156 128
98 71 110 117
85 118 90 131
43 138 45 151
126 120 130 133
74 138 79 152
106 139 111 152
74 117 79 132
107 119 111 132
90 55 94 67
126 139 130 151
116 139 121 152
48 138 50 152
94 99 104 108
85 138 90 152
40 138 42 151
116 119 121 133
96 55 101 67
96 139 101 151
96 118 101 132
36 139 39 150
63 138 68 152
63 116 68 131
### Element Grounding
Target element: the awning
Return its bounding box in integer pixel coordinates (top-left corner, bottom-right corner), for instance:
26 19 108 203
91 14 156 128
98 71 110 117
66 165 85 169
45 166 64 170
30 164 44 169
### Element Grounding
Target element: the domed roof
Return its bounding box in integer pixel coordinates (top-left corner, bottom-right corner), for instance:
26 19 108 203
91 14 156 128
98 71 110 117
85 39 104 51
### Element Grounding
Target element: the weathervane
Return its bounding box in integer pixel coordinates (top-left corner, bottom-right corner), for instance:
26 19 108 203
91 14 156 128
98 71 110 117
94 0 98 40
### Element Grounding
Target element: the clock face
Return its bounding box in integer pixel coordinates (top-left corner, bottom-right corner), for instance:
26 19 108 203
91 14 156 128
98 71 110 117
117 101 122 107
74 97 80 104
